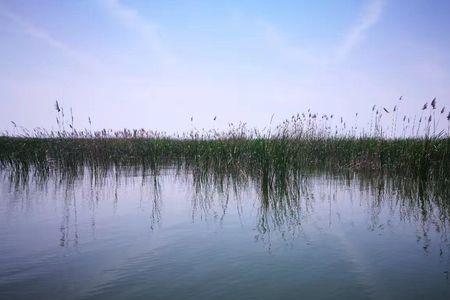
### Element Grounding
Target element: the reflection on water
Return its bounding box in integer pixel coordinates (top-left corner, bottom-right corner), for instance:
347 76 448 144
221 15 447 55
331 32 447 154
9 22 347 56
0 166 449 299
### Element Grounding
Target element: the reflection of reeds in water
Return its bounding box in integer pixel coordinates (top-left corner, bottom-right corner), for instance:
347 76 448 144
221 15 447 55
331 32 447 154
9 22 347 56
2 164 448 254
255 171 313 247
189 165 449 250
1 167 163 248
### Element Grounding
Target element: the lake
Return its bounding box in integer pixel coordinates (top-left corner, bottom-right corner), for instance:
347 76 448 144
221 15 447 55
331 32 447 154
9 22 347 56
0 167 449 299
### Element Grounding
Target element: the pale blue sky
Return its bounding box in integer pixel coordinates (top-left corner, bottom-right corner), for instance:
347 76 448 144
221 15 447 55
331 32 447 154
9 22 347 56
1 0 449 133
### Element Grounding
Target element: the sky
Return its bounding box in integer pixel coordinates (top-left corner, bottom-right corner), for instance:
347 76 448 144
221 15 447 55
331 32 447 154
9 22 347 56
1 0 449 134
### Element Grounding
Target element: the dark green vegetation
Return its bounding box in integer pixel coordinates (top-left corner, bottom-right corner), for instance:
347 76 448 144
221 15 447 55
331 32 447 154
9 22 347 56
0 135 449 179
1 98 450 184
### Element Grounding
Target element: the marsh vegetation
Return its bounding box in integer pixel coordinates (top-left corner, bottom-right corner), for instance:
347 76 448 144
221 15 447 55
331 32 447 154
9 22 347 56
1 99 449 183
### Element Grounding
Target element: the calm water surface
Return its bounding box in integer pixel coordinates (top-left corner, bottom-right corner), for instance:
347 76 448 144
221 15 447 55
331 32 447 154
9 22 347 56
0 169 449 299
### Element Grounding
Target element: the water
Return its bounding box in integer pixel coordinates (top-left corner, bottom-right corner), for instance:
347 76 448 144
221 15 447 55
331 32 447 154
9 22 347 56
0 168 449 299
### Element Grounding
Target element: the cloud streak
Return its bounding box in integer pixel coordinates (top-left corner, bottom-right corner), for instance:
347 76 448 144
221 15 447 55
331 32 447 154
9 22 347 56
336 0 385 61
0 4 102 70
99 0 175 64
257 0 385 67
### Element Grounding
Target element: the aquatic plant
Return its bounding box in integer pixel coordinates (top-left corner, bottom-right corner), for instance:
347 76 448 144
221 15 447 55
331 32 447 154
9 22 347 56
0 99 449 186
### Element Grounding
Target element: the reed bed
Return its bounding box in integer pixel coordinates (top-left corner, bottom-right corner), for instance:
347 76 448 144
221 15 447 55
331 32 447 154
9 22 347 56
0 99 449 183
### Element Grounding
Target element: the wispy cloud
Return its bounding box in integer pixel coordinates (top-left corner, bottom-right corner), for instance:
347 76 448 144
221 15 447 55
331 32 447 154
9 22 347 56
99 0 175 64
335 0 385 61
257 0 385 67
0 4 102 69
